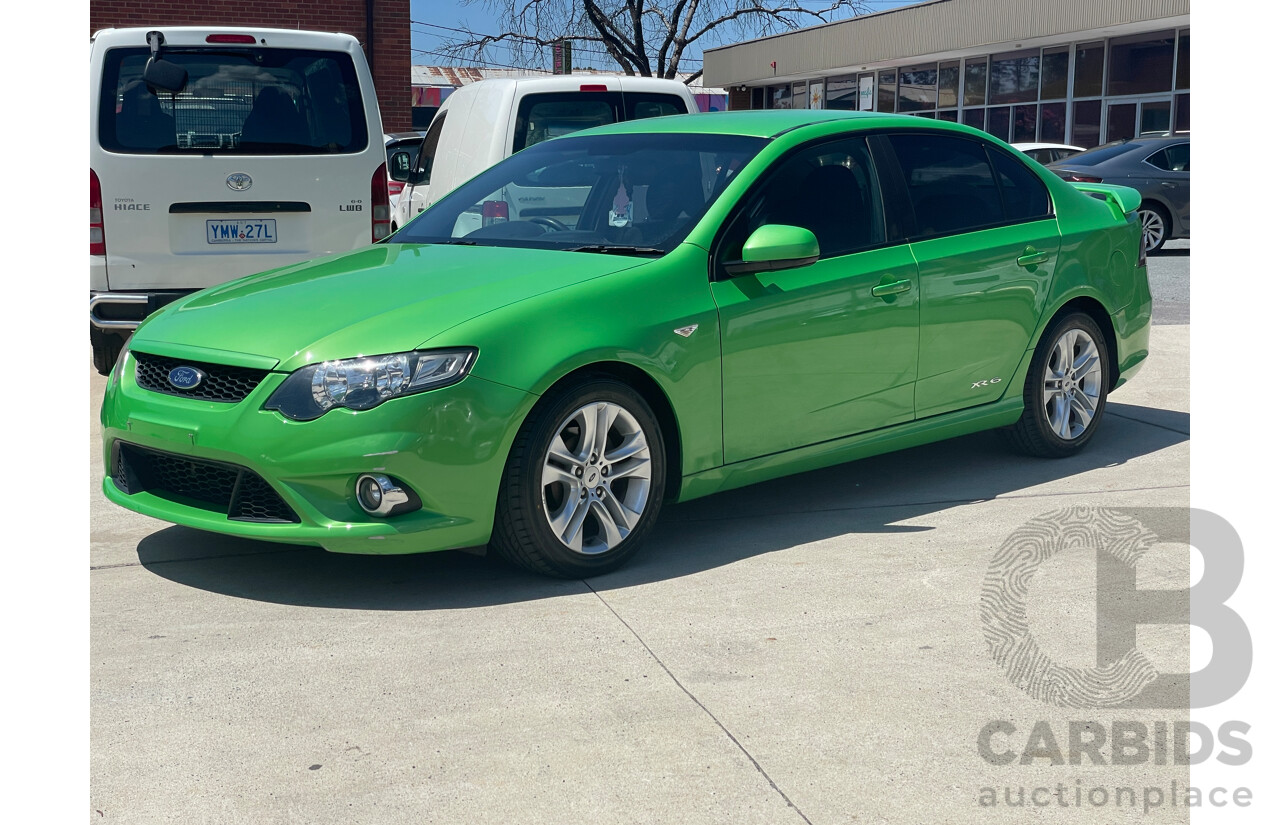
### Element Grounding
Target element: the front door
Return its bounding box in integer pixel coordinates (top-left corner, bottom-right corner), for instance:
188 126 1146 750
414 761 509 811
713 137 920 464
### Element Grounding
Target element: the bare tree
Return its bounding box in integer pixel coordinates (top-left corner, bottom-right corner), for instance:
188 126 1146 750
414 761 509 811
442 0 869 83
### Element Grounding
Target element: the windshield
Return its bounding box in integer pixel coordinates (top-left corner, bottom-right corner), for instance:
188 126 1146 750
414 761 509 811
99 47 368 154
391 132 767 254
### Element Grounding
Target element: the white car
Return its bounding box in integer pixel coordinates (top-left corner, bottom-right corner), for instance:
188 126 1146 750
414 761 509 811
1012 142 1085 165
389 75 699 231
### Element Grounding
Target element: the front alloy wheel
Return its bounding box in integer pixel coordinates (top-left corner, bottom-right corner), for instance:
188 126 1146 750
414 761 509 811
491 379 666 577
1006 312 1110 457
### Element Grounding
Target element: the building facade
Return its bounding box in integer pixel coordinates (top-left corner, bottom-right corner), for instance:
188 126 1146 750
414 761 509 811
90 0 411 131
706 0 1189 148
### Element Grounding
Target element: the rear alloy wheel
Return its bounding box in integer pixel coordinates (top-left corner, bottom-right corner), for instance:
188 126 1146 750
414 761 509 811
1006 312 1110 458
1137 202 1170 254
491 379 666 577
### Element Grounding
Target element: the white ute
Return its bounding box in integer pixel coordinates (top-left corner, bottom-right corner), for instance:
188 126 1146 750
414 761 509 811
89 27 388 374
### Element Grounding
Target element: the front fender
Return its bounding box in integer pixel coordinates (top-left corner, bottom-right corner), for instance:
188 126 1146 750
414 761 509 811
422 243 725 476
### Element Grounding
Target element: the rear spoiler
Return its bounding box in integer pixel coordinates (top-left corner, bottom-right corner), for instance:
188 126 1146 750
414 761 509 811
1069 182 1141 219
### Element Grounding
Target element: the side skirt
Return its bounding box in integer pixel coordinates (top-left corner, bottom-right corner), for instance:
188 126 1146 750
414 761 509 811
677 396 1026 502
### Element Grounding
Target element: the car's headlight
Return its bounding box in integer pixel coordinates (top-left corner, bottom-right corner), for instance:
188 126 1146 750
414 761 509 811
265 348 477 421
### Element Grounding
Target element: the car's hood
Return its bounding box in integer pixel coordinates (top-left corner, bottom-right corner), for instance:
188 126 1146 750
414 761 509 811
133 243 650 371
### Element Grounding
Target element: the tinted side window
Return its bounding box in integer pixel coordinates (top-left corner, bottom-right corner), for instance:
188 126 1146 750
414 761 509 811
887 134 1003 236
718 137 886 264
513 93 616 153
989 148 1051 221
1146 143 1190 171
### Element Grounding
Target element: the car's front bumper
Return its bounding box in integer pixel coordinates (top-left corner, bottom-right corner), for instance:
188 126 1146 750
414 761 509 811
100 348 536 554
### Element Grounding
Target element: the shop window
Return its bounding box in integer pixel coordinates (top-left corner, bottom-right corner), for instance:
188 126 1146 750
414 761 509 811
1106 102 1137 142
1107 31 1176 96
1071 100 1101 148
1074 42 1104 98
989 49 1039 105
1040 47 1069 100
938 62 960 108
1176 31 1190 90
1140 100 1171 135
963 107 985 131
938 109 958 122
1038 102 1066 144
899 64 937 112
987 106 1011 142
1013 105 1037 143
826 74 860 110
1174 93 1190 132
964 59 988 106
770 84 792 109
878 70 897 112
792 81 808 109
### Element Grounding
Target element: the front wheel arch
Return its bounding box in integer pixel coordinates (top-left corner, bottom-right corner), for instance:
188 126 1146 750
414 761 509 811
533 362 683 501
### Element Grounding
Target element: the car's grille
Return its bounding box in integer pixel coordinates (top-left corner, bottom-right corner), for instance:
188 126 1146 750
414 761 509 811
134 352 269 403
112 442 299 524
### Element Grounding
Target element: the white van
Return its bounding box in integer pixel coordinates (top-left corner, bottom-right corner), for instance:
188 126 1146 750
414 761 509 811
89 27 388 373
389 76 698 230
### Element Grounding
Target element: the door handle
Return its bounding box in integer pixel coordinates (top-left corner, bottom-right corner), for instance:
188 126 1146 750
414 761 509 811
1161 181 1177 188
1017 248 1050 268
871 279 912 298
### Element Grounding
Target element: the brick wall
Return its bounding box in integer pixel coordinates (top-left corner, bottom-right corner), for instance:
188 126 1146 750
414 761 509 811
90 0 411 131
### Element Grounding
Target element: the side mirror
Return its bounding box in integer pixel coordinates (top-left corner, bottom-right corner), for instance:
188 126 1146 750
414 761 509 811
409 158 432 186
389 151 412 182
142 31 188 93
723 225 820 276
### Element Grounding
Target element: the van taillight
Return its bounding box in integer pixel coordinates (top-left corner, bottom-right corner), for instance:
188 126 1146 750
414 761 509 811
90 169 106 256
482 200 509 227
372 163 391 241
580 84 608 92
206 34 257 44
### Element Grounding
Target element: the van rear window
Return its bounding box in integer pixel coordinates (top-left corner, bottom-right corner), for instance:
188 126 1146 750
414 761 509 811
513 92 689 153
98 47 368 154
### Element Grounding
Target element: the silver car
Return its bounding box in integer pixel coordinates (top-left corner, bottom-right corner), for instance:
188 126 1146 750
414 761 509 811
1049 134 1189 253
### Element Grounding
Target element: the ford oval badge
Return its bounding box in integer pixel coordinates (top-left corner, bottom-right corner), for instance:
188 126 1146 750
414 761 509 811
226 172 252 191
168 366 206 390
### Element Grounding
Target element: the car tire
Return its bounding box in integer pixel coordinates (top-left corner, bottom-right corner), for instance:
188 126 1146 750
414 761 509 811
92 329 126 376
1005 312 1110 458
1137 201 1171 254
490 378 666 578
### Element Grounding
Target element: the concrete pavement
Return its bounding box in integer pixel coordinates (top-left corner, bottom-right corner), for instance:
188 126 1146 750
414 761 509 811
91 314 1191 823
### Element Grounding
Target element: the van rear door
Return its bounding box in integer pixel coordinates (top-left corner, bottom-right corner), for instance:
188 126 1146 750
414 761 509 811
94 39 383 292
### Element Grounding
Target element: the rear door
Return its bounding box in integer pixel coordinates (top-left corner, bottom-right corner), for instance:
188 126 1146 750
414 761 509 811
1136 141 1190 234
95 42 381 291
877 132 1060 419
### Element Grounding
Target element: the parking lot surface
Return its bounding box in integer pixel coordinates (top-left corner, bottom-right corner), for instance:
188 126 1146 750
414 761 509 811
92 248 1191 824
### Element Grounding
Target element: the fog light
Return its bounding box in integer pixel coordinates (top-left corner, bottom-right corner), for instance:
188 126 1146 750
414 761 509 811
355 474 419 517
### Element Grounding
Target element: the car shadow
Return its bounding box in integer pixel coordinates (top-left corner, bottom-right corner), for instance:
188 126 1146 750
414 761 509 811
1150 247 1189 257
136 402 1188 609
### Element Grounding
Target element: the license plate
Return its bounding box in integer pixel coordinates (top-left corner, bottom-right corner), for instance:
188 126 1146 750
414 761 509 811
206 219 277 244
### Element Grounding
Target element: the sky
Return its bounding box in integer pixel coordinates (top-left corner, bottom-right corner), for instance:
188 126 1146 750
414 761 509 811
410 0 918 74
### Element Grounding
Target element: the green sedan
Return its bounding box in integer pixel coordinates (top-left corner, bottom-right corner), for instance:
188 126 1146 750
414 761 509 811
100 111 1151 577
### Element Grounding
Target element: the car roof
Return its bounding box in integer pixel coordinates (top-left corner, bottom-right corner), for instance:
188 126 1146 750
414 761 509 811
579 109 971 139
